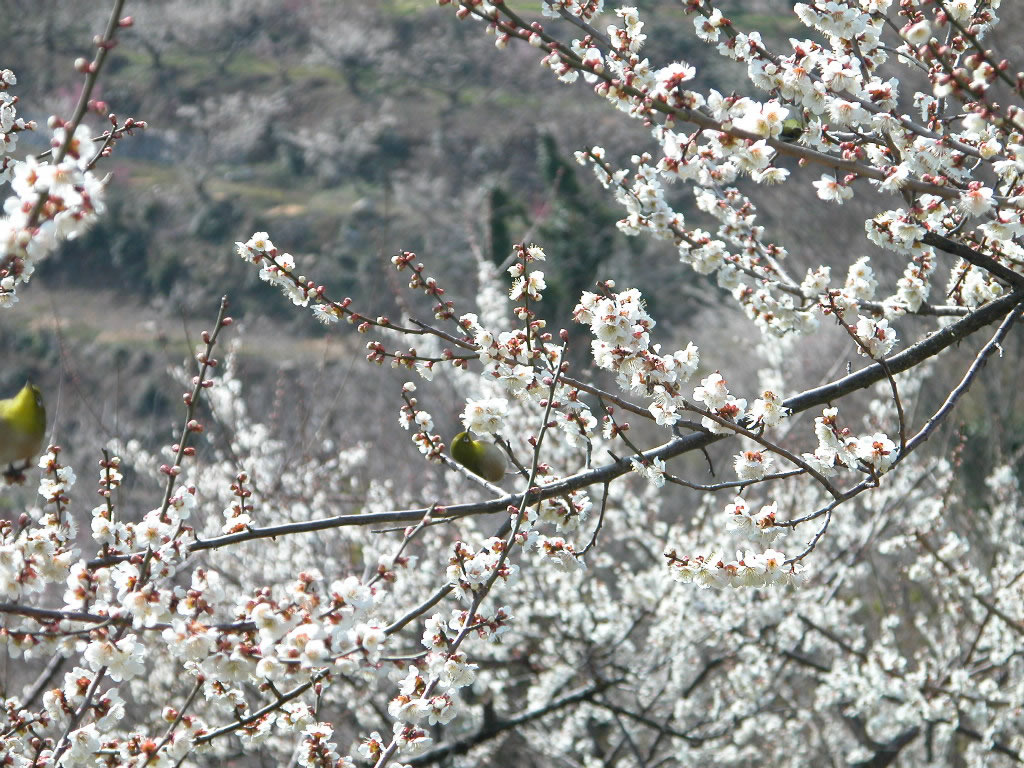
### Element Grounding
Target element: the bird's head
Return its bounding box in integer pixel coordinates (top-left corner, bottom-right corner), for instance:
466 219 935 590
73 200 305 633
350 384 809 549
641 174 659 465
21 381 46 427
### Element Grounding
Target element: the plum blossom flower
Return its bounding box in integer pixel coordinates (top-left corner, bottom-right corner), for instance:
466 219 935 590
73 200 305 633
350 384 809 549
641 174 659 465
750 390 789 427
959 184 994 217
855 316 897 357
813 174 854 203
630 457 666 488
855 433 897 473
461 398 508 435
693 373 729 410
734 450 772 481
694 8 726 42
82 635 146 682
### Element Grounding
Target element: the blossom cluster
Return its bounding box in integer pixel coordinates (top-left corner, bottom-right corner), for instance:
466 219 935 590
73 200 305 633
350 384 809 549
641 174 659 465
805 407 897 477
665 545 801 589
1 97 106 308
524 0 1024 350
574 286 699 426
235 232 311 307
8 0 1024 765
447 537 519 602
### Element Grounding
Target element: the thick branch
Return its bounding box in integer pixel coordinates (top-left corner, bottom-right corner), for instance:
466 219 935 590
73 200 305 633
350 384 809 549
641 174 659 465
85 289 1024 569
922 232 1024 291
406 680 616 765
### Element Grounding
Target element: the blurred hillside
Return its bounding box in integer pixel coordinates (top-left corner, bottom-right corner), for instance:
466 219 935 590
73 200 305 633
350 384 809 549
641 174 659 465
0 2 747 459
0 1 822 320
6 0 1020 503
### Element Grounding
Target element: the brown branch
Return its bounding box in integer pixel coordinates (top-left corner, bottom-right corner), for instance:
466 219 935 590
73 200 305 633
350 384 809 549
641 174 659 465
86 288 1024 570
922 232 1024 291
784 289 1023 412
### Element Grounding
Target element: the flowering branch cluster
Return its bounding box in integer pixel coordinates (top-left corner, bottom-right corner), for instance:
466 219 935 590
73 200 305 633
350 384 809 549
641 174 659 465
0 3 144 309
6 0 1024 766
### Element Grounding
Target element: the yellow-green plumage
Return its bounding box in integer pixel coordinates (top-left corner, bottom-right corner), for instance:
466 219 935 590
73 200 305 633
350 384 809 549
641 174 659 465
0 383 46 469
451 431 507 483
779 117 804 143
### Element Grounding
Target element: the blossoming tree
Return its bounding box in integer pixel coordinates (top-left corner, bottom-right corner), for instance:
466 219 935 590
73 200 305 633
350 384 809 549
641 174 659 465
3 0 1024 765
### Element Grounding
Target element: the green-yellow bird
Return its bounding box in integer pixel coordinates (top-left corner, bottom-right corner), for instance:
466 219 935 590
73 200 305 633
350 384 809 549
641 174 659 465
779 117 805 143
0 382 46 477
451 431 507 483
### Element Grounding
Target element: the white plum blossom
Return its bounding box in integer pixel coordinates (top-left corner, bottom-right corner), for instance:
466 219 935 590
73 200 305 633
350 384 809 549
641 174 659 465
734 449 772 481
694 8 725 42
82 635 146 682
750 390 789 427
855 315 897 357
630 456 666 488
812 173 854 203
959 184 995 217
855 433 897 473
902 19 933 45
726 497 785 544
460 397 508 435
666 545 801 589
509 269 546 302
693 373 730 410
8 0 1024 764
574 288 654 353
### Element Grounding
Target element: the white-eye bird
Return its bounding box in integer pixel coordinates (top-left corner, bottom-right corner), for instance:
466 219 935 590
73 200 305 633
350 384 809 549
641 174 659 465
779 117 804 143
0 382 46 476
450 431 507 482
